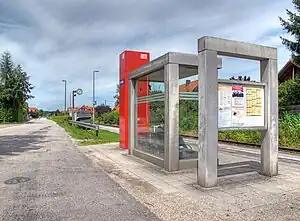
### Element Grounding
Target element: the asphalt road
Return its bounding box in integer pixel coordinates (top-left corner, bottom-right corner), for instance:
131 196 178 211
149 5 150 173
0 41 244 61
0 119 159 221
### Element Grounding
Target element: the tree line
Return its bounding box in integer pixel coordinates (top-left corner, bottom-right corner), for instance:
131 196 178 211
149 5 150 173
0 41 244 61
0 52 34 123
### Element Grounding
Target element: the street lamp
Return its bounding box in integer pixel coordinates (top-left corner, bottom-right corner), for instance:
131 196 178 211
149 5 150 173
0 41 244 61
93 70 99 124
62 80 67 113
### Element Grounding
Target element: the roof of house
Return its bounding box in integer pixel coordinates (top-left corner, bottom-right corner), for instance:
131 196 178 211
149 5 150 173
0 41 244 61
278 59 300 82
67 105 93 113
114 104 120 111
179 80 198 92
28 107 38 112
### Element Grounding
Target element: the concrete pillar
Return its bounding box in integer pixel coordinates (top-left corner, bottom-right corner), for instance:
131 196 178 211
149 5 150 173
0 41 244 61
197 49 219 187
128 79 137 155
260 59 278 176
164 64 179 171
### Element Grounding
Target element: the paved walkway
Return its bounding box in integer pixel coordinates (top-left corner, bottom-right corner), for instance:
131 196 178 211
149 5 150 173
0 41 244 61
78 142 300 221
0 120 159 221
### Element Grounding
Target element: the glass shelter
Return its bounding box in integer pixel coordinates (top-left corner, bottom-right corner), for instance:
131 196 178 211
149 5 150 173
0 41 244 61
128 52 222 172
128 36 278 187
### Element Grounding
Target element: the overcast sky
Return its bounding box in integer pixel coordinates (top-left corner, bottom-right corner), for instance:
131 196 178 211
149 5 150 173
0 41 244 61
0 0 295 110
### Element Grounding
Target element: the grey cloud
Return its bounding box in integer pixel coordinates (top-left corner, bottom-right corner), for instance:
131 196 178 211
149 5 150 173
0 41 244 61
0 0 293 110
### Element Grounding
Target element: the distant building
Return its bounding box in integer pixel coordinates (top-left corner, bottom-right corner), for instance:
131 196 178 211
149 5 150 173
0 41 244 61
28 107 38 113
278 59 300 84
67 105 93 113
114 104 120 111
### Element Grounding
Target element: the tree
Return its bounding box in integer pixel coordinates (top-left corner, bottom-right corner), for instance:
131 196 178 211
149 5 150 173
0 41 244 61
37 109 44 117
95 104 111 116
279 0 300 64
0 51 34 122
54 109 61 116
113 84 120 108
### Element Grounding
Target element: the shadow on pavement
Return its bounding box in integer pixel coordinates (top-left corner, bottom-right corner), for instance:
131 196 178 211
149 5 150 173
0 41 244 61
218 160 260 177
0 134 47 157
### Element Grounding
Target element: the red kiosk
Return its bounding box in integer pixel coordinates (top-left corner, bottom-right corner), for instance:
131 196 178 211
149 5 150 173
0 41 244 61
119 50 151 150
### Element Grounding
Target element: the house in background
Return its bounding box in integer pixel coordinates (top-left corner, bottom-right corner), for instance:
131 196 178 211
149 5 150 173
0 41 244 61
28 107 38 113
278 59 300 84
67 105 93 114
27 107 38 119
179 80 198 92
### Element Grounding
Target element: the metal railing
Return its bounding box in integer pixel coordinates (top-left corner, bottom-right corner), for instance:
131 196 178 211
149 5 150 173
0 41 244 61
69 120 99 136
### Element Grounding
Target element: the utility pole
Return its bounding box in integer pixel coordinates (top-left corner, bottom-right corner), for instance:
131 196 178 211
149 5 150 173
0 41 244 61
62 80 67 113
105 100 106 106
93 70 99 124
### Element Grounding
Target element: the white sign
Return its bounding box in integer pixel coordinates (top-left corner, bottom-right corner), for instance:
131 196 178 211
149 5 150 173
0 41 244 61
140 54 148 60
218 84 264 129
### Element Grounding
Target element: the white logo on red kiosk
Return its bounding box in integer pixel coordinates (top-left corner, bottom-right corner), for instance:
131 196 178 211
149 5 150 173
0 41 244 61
140 54 148 59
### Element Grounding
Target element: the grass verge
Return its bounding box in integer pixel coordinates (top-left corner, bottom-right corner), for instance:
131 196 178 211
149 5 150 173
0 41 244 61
50 115 119 146
218 113 300 148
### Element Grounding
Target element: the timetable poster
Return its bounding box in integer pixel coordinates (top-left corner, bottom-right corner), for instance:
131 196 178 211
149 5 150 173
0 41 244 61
218 85 232 128
218 84 264 128
231 86 246 127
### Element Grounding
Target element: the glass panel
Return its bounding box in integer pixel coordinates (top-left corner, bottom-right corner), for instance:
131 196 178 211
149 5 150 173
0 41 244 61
179 65 198 160
136 70 165 159
218 56 260 82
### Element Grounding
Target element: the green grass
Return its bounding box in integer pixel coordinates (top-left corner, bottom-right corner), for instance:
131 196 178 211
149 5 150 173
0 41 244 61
50 115 119 146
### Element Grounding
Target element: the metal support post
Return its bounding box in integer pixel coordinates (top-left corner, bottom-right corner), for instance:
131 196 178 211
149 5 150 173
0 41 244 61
164 63 179 172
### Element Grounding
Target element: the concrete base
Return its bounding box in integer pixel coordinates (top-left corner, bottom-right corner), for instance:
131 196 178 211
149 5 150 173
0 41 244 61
79 142 300 221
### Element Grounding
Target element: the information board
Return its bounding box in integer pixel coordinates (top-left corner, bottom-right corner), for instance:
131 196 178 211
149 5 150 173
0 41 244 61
218 84 265 129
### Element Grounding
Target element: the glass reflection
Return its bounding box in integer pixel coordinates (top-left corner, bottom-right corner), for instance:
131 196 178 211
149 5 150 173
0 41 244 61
179 69 198 159
136 72 165 158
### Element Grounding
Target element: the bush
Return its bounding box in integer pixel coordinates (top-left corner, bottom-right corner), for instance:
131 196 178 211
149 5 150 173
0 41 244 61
0 107 13 123
278 77 300 109
218 130 261 145
278 113 300 147
95 104 111 116
98 110 119 125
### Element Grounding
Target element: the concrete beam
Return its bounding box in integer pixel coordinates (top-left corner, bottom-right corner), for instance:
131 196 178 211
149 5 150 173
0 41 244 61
129 54 168 80
129 52 223 80
168 52 222 69
198 36 277 60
